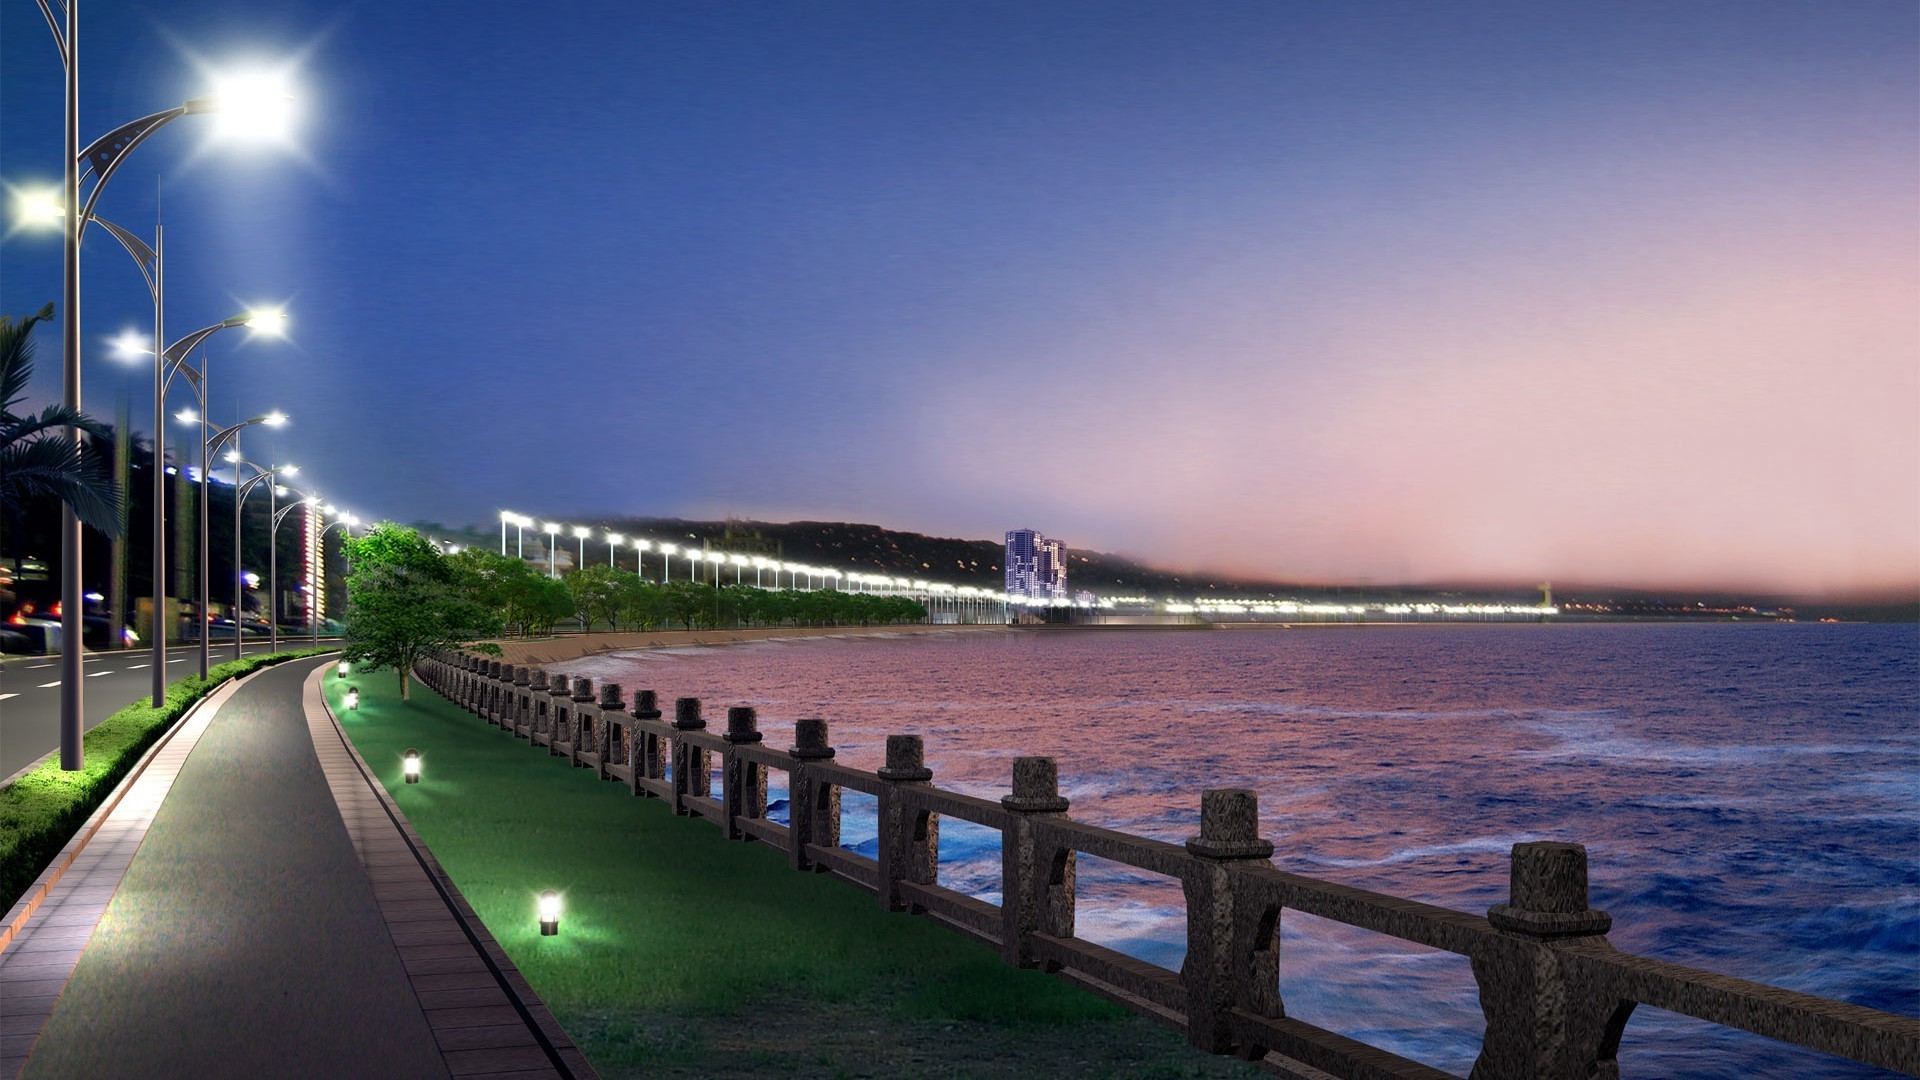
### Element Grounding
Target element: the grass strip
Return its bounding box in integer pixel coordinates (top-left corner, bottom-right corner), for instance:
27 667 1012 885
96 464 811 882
329 671 1262 1079
0 648 334 910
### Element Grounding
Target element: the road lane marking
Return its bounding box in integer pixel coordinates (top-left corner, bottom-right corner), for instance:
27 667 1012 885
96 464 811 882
129 663 149 669
27 663 54 669
37 681 61 688
167 659 186 664
0 693 17 702
86 671 113 677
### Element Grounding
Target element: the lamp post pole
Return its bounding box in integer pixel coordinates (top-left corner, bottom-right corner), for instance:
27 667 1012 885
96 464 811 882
312 514 356 648
33 0 275 766
182 411 287 677
268 487 313 654
229 455 294 662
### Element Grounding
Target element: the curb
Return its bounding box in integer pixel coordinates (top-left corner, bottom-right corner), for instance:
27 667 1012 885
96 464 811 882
314 670 598 1079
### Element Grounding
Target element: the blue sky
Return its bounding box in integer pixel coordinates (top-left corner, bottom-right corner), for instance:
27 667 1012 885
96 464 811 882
4 2 1915 594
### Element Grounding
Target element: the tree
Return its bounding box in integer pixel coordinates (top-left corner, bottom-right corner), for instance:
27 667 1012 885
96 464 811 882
0 304 123 545
565 564 634 630
341 523 502 699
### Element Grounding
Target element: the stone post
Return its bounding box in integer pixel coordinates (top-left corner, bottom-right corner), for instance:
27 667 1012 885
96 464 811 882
877 735 938 912
722 706 767 840
596 682 624 781
631 690 662 794
525 670 546 740
544 671 569 749
1181 789 1275 1056
1000 756 1074 968
568 677 595 766
1471 842 1624 1080
787 718 838 872
671 697 709 815
512 666 533 736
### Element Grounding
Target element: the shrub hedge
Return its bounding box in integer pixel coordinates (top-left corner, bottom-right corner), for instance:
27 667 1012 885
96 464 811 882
0 648 332 911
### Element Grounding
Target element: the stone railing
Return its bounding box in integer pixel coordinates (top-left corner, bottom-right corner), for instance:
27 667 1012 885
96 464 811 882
415 652 1919 1079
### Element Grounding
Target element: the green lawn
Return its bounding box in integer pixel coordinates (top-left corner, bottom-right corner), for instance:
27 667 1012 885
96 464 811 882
324 670 1260 1079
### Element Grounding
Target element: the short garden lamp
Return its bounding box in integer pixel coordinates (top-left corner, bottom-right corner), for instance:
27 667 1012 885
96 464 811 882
346 686 360 711
538 889 562 936
403 748 421 784
337 659 349 678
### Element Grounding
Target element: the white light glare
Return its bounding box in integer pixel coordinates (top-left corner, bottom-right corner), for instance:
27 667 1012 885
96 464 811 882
244 308 289 335
14 188 64 226
111 331 150 359
209 70 297 142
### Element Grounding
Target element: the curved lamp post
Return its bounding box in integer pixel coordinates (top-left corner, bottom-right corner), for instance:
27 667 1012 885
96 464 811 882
311 510 360 648
226 454 296 662
268 489 317 653
177 409 288 677
110 310 282 703
32 0 293 768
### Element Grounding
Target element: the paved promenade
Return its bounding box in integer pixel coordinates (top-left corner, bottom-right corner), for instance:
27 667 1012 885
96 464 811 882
0 656 591 1079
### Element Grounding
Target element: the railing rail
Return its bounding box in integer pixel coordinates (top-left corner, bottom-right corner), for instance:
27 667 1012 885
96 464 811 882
415 651 1920 1079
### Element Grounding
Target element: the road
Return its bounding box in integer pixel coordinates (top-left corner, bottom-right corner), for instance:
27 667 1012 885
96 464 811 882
0 641 336 781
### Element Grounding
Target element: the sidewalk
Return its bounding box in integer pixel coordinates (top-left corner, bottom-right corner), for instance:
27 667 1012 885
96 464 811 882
0 655 589 1079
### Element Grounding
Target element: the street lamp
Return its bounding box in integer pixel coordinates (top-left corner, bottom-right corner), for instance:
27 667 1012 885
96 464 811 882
226 453 295 662
177 408 288 677
573 525 590 574
606 533 623 568
269 490 317 653
28 0 295 769
632 538 650 579
658 543 677 584
312 510 360 648
542 522 561 578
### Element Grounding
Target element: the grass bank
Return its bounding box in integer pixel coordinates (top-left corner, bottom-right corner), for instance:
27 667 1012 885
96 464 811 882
0 647 334 911
326 670 1258 1079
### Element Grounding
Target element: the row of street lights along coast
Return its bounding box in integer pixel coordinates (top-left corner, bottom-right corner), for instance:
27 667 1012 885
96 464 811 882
8 5 382 768
492 510 1030 609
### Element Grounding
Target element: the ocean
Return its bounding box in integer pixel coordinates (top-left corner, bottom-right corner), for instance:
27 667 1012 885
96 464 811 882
562 622 1919 1078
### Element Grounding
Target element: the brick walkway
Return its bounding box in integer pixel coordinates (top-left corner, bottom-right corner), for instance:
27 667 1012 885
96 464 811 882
0 656 592 1079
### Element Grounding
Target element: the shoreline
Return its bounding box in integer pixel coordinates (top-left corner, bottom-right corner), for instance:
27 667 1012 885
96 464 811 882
480 622 1009 666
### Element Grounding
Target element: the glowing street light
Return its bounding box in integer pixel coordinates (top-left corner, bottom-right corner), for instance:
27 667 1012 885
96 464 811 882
606 532 623 568
23 1 300 767
228 455 297 662
573 525 590 573
542 523 561 578
403 748 420 784
659 543 677 584
346 686 360 711
177 409 291 677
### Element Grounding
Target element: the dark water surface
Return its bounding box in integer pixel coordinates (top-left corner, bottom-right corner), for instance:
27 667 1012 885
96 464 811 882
566 623 1918 1078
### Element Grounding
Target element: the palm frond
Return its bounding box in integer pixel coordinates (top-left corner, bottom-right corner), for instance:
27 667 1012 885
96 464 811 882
0 304 56 419
0 426 125 538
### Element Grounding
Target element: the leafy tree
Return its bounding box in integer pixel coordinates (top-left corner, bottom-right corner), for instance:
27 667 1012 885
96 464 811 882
341 523 502 699
565 564 635 630
0 304 122 540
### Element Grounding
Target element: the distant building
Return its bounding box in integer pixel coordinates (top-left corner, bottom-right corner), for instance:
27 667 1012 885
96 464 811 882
1005 528 1068 601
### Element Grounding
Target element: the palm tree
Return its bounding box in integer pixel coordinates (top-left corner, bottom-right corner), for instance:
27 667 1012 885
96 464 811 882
1 305 124 569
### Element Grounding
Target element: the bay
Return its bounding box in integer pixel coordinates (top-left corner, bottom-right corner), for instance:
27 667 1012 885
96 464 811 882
565 622 1918 1078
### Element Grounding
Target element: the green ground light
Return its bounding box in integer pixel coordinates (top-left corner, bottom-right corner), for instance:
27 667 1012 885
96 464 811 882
324 669 1260 1079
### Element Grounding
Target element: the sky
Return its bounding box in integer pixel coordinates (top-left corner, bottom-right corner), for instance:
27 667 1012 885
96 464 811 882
3 2 1915 597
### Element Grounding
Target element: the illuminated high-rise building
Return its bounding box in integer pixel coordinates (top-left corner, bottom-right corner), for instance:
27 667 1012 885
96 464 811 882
1005 528 1068 600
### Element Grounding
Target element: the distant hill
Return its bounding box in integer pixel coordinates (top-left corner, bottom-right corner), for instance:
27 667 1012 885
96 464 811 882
419 515 1914 617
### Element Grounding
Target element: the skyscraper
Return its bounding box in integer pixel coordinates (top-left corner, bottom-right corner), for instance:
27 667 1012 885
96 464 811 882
1005 528 1068 600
